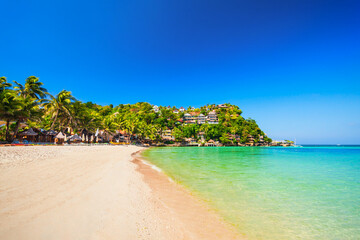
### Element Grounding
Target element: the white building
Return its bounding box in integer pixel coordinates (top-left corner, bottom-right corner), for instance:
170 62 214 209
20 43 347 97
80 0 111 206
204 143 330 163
162 129 174 141
197 113 206 124
183 113 196 124
153 105 159 113
207 111 218 124
218 104 228 108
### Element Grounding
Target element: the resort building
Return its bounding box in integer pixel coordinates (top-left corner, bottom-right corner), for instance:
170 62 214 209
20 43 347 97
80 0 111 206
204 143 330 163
182 111 219 125
183 113 196 124
161 129 174 141
218 104 228 108
184 138 198 146
153 105 159 113
197 113 206 124
179 107 185 112
246 135 255 146
207 111 219 124
205 139 221 147
173 109 179 114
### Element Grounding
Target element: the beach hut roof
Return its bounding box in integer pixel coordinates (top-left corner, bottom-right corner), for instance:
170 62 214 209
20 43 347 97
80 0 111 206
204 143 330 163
45 130 57 136
55 132 65 139
68 134 82 141
19 128 38 136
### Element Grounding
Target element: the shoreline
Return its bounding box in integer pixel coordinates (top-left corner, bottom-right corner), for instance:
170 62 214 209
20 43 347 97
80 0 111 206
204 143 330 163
132 149 245 240
0 145 244 239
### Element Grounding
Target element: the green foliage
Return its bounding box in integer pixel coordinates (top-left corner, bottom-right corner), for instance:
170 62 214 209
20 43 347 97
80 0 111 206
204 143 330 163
0 76 271 144
172 127 184 142
183 124 199 138
0 125 6 141
0 76 47 142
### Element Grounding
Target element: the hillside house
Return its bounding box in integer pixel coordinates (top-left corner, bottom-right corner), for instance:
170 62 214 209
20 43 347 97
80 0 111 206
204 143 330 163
162 129 174 141
207 111 219 124
153 105 159 113
183 113 196 124
197 113 206 124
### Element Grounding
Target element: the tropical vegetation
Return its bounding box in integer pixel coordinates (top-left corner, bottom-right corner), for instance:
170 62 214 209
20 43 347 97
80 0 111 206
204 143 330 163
0 76 272 145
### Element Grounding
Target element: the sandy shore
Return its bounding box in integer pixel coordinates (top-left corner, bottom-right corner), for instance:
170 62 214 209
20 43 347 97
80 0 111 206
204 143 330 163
0 145 243 240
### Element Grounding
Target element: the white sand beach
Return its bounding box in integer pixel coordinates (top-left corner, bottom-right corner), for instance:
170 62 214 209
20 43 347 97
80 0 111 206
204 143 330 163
0 146 242 240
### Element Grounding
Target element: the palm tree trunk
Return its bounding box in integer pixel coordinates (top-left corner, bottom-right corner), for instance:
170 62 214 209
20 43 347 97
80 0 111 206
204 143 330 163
50 110 59 130
10 120 21 142
5 120 11 143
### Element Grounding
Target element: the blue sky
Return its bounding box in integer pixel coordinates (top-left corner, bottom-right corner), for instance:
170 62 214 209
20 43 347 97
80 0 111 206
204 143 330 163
1 0 359 144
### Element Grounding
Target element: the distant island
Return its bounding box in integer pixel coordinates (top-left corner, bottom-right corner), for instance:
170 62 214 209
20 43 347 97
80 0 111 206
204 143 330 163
0 76 293 147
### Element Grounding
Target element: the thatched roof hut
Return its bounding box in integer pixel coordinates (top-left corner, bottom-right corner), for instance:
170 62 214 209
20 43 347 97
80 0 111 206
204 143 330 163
68 134 82 142
39 130 57 143
18 128 38 142
19 128 38 136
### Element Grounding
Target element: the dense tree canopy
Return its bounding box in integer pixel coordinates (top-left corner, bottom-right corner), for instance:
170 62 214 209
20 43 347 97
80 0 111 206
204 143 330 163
0 76 272 144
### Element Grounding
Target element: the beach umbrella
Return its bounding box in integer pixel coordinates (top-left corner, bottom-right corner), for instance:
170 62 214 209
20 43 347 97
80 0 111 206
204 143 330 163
86 135 88 142
82 133 85 142
55 132 65 139
64 134 67 141
90 135 94 142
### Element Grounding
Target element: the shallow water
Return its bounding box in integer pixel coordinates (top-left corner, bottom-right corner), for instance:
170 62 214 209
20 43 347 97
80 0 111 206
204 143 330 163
143 146 360 240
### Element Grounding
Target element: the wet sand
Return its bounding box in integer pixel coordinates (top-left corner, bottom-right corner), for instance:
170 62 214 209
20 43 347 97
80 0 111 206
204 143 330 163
0 145 243 240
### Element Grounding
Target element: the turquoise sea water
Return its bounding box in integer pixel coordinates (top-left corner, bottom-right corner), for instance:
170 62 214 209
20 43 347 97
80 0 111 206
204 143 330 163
142 146 360 240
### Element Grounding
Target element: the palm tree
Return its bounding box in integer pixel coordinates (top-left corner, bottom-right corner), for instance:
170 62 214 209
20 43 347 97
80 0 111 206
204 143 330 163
136 120 149 143
71 101 101 132
0 77 12 92
44 90 76 130
13 76 48 99
0 90 22 142
124 114 139 142
101 116 118 141
1 76 49 142
10 96 43 142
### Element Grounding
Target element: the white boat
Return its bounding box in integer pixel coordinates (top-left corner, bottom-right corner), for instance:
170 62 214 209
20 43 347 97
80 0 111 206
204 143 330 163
293 138 302 147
